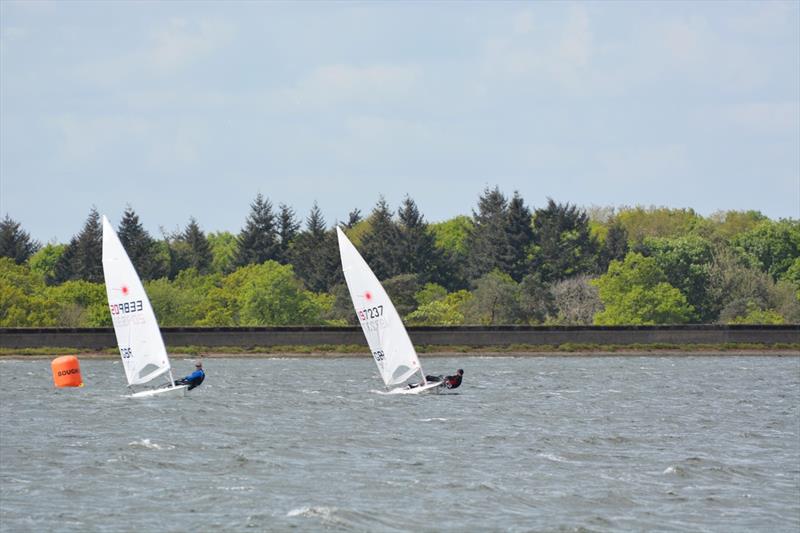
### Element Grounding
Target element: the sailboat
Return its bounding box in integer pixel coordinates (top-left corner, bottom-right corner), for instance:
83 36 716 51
336 226 443 395
101 215 188 398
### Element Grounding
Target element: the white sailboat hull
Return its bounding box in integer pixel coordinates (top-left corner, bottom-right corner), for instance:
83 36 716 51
127 384 188 399
377 381 445 395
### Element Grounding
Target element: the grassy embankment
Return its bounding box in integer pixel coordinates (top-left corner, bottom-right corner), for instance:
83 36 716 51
1 343 798 358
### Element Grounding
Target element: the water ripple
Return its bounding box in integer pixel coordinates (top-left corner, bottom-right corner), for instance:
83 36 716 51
1 355 798 532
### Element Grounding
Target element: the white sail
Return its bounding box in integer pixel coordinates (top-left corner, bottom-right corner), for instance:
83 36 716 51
101 215 171 386
336 226 423 387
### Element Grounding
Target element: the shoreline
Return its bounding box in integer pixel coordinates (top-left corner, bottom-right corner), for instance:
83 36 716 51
2 348 798 360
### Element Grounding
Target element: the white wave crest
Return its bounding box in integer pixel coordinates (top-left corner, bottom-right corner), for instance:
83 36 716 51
128 438 174 450
538 452 570 463
287 506 337 518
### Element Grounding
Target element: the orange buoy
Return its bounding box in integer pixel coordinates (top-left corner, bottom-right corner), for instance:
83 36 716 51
51 356 84 387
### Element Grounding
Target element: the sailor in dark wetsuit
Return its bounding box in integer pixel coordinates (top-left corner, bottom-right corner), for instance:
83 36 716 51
417 368 464 389
443 369 464 389
174 360 205 390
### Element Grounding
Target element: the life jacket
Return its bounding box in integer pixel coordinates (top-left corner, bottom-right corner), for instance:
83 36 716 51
445 374 462 389
187 370 205 390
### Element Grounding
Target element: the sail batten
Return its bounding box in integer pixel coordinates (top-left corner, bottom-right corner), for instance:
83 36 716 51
336 227 423 388
101 215 171 387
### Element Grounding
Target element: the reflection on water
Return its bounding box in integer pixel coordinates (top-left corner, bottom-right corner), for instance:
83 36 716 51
1 356 798 532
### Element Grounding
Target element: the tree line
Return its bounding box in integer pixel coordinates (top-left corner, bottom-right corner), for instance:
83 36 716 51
1 188 798 328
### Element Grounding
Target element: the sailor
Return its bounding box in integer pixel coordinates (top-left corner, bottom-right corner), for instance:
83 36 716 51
175 360 205 390
413 368 464 389
442 369 464 389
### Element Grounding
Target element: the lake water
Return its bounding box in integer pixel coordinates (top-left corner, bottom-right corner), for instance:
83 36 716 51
1 355 798 532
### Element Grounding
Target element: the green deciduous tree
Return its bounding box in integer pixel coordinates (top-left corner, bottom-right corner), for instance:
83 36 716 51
517 272 554 324
226 262 328 325
462 270 519 325
382 273 421 317
405 290 471 326
47 280 109 327
548 274 602 325
415 283 448 306
207 231 238 274
0 258 57 326
783 258 800 298
146 277 204 326
708 210 768 240
733 219 800 281
430 216 472 256
708 245 800 324
28 243 66 281
0 215 40 264
324 283 357 325
617 206 705 244
639 235 715 321
727 304 786 325
593 253 695 325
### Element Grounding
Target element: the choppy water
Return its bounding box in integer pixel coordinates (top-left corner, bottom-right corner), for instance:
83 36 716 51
1 355 798 532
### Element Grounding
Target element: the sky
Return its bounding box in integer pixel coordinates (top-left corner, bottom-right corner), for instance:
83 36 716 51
1 0 798 244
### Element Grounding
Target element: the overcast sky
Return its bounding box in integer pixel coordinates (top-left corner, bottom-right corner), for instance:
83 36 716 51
1 0 798 244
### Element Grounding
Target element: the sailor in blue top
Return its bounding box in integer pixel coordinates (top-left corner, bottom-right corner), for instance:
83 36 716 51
175 360 205 390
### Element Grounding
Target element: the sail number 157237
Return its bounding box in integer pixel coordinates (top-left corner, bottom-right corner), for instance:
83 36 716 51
358 305 384 322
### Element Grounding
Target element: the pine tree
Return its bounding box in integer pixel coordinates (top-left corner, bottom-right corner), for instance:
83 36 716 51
361 197 401 281
235 193 279 267
117 206 165 280
396 196 446 285
171 217 213 275
599 220 629 272
290 203 339 292
277 203 299 263
531 199 599 283
345 208 362 228
53 208 103 283
506 192 534 282
0 215 40 264
466 186 514 280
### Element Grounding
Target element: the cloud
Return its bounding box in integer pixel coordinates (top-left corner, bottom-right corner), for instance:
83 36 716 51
597 144 690 186
648 13 774 92
147 18 233 71
480 5 594 90
49 112 207 168
728 1 797 34
267 63 421 111
0 26 28 44
559 5 592 68
74 17 234 87
50 114 151 161
722 102 800 133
